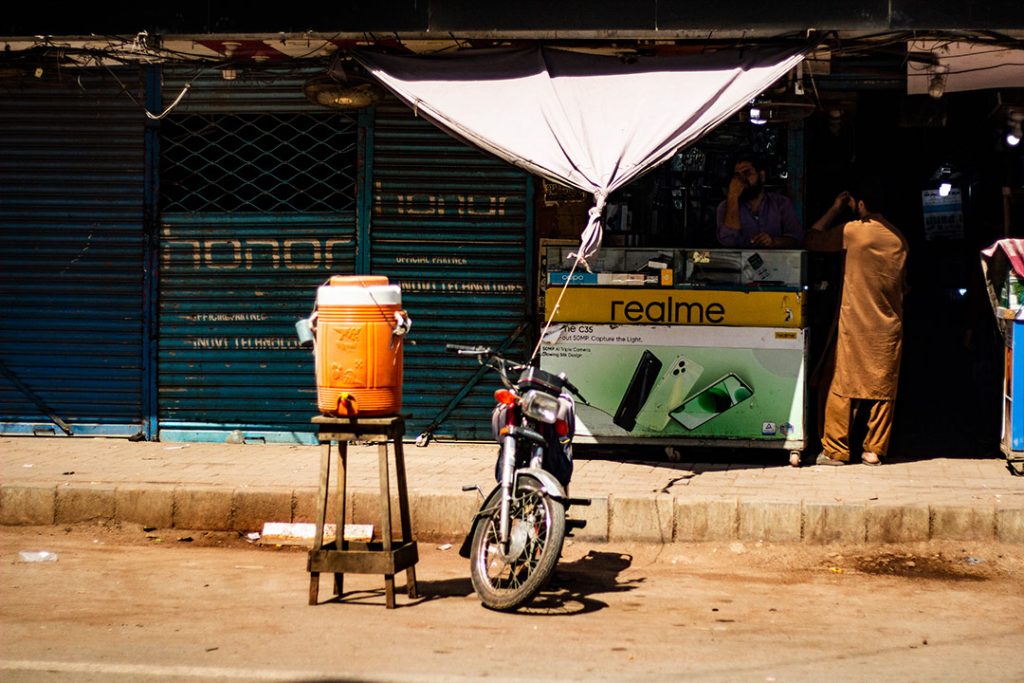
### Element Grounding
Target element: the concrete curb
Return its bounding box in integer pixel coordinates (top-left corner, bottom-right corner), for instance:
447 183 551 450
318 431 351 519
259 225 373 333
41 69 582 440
3 483 1022 545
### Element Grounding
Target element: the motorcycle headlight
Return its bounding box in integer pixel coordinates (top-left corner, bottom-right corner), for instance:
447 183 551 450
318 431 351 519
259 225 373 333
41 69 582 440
522 390 559 424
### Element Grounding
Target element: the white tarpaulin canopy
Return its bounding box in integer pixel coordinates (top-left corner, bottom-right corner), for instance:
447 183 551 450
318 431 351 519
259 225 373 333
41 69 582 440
355 45 806 265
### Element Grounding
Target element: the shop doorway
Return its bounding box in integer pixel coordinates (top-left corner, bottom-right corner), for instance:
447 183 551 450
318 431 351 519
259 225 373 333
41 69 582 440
804 89 1020 458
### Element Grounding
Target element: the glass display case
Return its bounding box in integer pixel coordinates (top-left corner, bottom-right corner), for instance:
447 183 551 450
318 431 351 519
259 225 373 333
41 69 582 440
539 246 808 465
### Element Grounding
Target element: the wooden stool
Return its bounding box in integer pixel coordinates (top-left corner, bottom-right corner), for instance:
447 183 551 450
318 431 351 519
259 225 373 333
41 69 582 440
307 415 418 609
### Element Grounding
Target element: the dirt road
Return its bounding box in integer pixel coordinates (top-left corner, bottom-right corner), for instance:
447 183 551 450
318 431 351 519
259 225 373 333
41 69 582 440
2 524 1023 682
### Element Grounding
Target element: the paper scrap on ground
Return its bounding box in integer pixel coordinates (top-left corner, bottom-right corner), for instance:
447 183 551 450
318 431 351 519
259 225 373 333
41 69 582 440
259 522 374 545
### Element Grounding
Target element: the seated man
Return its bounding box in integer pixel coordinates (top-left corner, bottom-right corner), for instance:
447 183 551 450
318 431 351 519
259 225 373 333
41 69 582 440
716 154 803 248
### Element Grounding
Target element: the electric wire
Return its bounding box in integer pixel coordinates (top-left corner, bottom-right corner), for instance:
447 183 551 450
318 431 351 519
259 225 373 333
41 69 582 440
5 28 1023 77
101 61 209 120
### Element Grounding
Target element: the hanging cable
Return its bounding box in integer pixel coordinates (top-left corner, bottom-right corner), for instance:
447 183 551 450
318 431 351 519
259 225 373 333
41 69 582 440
103 62 202 120
144 82 191 120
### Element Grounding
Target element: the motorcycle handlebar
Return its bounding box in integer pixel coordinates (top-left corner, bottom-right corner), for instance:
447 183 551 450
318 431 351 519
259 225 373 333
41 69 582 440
447 345 584 397
562 377 586 402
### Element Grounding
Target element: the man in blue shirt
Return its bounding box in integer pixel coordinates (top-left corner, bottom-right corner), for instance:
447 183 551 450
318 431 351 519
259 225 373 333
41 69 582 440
716 154 803 248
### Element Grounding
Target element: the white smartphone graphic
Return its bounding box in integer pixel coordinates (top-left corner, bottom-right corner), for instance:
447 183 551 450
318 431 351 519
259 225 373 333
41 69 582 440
743 252 771 281
669 373 754 431
634 354 705 431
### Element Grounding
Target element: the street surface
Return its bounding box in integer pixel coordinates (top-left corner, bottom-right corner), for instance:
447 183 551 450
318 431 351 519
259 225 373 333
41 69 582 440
2 524 1023 682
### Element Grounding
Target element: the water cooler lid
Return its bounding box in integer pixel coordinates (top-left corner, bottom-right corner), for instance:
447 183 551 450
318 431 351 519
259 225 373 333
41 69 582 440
318 281 402 306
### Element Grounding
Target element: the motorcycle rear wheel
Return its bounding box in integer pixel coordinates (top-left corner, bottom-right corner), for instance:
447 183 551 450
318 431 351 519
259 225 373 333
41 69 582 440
469 473 566 611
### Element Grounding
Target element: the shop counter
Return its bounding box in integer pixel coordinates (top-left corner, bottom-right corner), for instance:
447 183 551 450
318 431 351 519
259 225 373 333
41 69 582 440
539 247 807 463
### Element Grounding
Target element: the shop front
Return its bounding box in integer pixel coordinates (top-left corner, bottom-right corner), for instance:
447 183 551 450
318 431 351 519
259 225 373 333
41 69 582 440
0 63 534 443
0 68 150 438
155 69 533 443
1 9 1022 451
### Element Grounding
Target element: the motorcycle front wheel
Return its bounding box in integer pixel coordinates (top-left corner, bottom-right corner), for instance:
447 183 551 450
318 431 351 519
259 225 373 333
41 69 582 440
469 473 566 611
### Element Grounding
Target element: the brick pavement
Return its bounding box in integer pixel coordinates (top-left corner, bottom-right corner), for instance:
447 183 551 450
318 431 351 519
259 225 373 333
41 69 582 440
2 436 1023 544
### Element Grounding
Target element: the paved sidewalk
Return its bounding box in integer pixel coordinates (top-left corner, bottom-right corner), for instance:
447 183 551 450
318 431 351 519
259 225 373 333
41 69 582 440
1 436 1023 544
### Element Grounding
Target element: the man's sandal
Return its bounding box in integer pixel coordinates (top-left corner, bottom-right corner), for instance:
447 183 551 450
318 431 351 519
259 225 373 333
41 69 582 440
815 452 846 466
861 452 882 466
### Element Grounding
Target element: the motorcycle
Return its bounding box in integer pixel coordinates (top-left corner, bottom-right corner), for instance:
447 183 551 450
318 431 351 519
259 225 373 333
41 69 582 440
446 343 588 611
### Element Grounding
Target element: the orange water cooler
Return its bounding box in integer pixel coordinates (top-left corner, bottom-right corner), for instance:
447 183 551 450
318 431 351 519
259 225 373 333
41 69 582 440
314 275 408 417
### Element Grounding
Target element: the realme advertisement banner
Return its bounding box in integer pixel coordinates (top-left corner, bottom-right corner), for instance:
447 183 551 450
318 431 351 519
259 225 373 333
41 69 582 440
541 324 805 443
544 288 803 327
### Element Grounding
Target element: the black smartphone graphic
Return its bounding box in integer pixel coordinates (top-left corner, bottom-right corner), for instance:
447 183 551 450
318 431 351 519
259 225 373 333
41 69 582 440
613 350 663 432
669 373 754 431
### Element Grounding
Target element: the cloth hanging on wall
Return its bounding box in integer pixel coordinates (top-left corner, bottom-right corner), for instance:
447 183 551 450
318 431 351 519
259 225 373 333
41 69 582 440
354 45 806 266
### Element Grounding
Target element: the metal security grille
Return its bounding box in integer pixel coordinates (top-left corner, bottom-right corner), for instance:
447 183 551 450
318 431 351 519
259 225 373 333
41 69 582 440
156 67 362 443
160 112 357 213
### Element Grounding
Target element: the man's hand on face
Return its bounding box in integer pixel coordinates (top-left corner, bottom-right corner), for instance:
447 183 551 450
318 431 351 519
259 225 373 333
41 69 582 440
728 174 746 200
750 232 774 247
730 162 762 200
832 191 852 213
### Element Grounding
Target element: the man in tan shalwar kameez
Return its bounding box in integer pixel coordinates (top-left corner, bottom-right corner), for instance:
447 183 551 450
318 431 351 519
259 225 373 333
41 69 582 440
805 184 909 466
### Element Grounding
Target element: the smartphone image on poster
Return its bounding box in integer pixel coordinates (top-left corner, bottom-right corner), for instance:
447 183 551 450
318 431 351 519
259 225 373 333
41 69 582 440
613 350 663 432
634 354 705 431
669 373 754 431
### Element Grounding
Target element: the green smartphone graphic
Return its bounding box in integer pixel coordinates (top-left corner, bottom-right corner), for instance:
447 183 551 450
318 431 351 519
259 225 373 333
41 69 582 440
634 354 704 431
669 373 754 431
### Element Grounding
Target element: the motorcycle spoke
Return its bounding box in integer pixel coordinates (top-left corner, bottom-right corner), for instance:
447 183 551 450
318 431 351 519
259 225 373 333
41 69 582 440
481 491 550 593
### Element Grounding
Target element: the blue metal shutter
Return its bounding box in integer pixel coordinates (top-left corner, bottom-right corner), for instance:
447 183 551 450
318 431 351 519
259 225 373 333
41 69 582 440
158 66 359 443
0 69 146 437
370 103 533 440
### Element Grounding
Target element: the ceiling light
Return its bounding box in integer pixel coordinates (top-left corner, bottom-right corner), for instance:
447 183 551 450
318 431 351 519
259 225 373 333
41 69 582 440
749 106 766 126
1007 113 1024 147
927 64 949 99
932 163 959 196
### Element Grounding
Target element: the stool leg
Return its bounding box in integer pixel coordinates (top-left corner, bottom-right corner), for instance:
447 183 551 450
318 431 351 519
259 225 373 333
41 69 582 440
384 574 396 609
309 440 333 606
393 437 418 599
393 437 413 544
378 441 393 553
404 567 419 601
334 440 348 598
378 441 395 608
308 575 320 606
